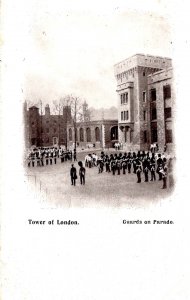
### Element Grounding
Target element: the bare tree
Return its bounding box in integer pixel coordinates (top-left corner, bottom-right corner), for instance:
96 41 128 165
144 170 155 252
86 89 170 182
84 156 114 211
61 95 87 150
52 99 64 147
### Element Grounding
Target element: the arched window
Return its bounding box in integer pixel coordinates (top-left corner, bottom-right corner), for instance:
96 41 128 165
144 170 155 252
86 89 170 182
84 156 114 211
95 127 100 141
86 127 91 142
80 128 84 142
69 128 72 141
111 126 118 140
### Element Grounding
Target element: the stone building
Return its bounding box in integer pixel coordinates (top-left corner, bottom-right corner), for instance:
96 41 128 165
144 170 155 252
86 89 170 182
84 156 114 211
114 53 173 151
24 102 118 149
24 103 71 148
67 120 118 149
148 67 174 152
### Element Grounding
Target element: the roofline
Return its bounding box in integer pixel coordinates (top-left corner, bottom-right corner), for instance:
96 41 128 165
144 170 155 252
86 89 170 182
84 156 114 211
114 53 172 67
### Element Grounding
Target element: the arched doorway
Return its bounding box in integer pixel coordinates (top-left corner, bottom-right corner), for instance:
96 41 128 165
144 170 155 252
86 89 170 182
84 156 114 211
80 128 84 142
95 127 100 141
86 127 91 142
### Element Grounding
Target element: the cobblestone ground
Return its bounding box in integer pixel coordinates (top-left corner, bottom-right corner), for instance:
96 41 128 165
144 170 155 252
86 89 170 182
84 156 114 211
25 150 172 208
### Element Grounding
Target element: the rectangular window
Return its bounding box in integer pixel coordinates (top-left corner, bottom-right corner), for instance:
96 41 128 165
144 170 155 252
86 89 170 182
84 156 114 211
144 131 147 143
125 93 128 103
123 94 125 104
120 95 123 105
143 91 146 102
121 111 123 120
164 107 172 119
163 85 171 100
165 129 172 143
151 108 157 120
46 128 49 133
143 110 146 121
151 128 157 143
126 110 129 120
150 89 156 101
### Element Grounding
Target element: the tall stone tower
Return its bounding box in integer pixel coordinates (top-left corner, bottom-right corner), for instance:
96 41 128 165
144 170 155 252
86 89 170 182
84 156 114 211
114 54 172 150
28 106 40 146
82 101 90 121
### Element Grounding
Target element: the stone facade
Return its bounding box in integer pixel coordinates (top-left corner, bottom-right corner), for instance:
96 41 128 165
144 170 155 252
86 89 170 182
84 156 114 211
24 103 118 149
114 54 173 151
67 120 118 149
148 67 174 152
24 104 71 148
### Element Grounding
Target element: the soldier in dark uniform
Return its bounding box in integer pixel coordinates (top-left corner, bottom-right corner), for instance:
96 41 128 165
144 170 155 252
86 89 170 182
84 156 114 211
31 152 35 167
143 156 149 182
70 164 77 186
132 152 137 173
45 150 49 165
150 153 156 181
122 157 127 174
49 151 53 165
157 154 163 181
78 162 86 185
27 153 31 167
40 152 44 167
99 158 104 173
111 159 116 175
136 158 142 183
116 159 121 175
105 155 110 172
54 150 57 164
162 158 168 189
127 152 132 173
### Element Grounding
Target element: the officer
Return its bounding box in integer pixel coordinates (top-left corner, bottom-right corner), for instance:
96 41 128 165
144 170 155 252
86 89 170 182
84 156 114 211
157 154 163 181
79 162 86 185
150 153 156 181
143 156 150 182
136 158 142 183
70 164 77 186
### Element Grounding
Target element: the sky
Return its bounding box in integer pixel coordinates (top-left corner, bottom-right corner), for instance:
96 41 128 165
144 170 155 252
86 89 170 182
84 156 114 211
15 0 173 109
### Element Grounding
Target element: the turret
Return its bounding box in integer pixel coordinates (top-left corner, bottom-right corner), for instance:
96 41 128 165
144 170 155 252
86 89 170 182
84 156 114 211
45 104 50 116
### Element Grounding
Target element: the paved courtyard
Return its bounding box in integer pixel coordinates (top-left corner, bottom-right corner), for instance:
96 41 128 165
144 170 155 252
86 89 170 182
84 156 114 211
25 150 172 208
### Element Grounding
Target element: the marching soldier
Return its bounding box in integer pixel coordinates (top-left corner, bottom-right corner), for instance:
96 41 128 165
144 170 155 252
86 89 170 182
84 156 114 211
49 151 53 165
143 156 150 182
132 152 137 174
116 159 121 175
136 158 142 183
111 159 116 175
150 153 156 181
127 152 132 173
122 157 127 175
45 149 49 165
157 154 163 181
162 158 168 189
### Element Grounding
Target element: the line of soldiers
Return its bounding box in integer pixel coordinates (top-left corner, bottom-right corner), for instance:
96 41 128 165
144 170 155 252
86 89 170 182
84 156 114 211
26 147 73 167
85 151 170 189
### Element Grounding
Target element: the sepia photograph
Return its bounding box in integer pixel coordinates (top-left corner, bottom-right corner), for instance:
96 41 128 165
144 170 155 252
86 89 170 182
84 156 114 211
1 1 190 300
23 5 175 207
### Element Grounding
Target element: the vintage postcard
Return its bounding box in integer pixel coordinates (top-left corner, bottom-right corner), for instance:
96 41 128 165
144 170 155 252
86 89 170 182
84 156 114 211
1 0 189 299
